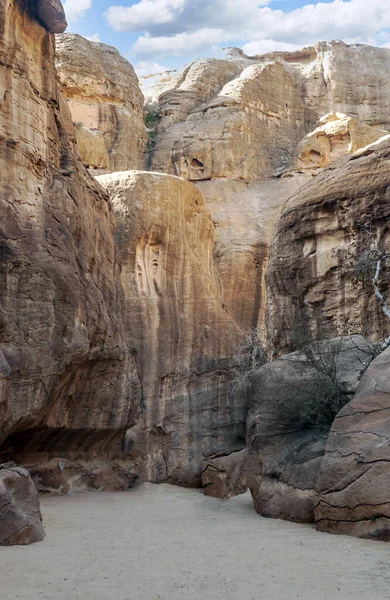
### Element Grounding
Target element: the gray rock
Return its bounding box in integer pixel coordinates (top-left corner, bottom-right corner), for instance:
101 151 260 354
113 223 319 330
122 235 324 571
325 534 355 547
36 0 67 33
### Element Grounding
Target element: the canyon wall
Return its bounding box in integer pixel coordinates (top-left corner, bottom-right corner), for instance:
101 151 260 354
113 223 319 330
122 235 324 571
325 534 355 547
55 33 147 172
148 43 390 333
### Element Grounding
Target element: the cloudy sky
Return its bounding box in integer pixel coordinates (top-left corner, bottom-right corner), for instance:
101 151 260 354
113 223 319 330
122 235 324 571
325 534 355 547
62 0 390 76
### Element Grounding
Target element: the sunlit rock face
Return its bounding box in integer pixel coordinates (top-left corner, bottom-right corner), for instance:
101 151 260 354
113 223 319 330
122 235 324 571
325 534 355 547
0 0 141 490
97 171 244 486
265 137 390 355
55 33 147 172
147 42 390 334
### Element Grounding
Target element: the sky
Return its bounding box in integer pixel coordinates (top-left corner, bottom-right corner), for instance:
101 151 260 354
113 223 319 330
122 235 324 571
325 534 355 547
62 0 390 77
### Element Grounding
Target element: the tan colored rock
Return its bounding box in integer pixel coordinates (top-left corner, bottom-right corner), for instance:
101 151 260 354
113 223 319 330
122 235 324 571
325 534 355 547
0 466 44 545
202 448 248 498
151 42 390 181
55 33 147 172
247 336 374 523
315 347 390 540
293 113 387 172
0 0 141 488
96 171 242 485
266 137 390 355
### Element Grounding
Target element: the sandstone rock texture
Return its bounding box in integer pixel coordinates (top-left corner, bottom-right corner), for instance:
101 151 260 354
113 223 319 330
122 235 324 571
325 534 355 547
0 466 44 545
147 42 390 335
246 336 373 523
315 347 390 540
266 137 390 355
55 33 147 172
293 112 387 172
96 171 243 486
0 0 141 490
201 448 248 498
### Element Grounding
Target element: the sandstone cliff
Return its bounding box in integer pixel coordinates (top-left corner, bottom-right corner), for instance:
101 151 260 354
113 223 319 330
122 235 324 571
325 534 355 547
266 137 390 354
0 0 141 491
96 171 242 486
55 33 147 172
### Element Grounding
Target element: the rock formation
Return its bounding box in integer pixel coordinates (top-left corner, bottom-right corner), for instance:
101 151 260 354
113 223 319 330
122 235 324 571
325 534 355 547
246 336 374 523
201 448 248 498
96 171 242 485
55 33 147 172
266 136 390 355
0 465 44 545
315 347 390 540
0 0 141 491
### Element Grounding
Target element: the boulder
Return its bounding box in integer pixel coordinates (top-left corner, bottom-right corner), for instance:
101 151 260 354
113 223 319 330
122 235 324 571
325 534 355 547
0 466 44 545
202 449 248 498
315 347 390 540
247 336 374 522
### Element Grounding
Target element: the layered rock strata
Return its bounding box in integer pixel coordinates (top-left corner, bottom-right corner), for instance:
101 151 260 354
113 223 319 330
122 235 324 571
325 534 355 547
315 347 390 540
96 171 243 486
266 137 390 355
0 0 141 490
55 33 147 172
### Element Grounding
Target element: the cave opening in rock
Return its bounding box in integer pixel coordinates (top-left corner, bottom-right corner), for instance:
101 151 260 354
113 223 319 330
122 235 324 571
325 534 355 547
190 157 204 168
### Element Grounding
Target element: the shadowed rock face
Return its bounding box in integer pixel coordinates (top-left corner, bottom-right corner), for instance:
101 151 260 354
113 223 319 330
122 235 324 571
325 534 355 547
246 336 374 523
96 171 244 486
0 466 44 545
266 137 390 355
55 33 147 172
36 0 67 32
315 347 390 540
0 0 141 489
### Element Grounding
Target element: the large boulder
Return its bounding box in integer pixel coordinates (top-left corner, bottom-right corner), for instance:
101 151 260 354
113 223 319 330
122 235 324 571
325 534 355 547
96 171 242 486
201 448 248 498
0 466 44 545
55 33 147 172
247 336 374 523
315 347 390 540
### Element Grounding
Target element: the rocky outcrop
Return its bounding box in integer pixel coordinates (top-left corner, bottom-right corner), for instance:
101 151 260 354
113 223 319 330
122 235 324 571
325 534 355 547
246 336 374 523
0 466 44 545
266 137 390 355
292 112 387 172
0 0 141 490
201 448 248 498
315 347 390 540
96 171 243 486
55 33 147 172
36 0 67 32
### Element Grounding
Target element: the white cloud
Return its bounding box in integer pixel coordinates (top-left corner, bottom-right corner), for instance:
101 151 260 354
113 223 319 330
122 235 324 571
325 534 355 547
105 0 390 59
86 33 101 42
132 28 227 58
134 61 170 77
63 0 92 23
242 40 302 56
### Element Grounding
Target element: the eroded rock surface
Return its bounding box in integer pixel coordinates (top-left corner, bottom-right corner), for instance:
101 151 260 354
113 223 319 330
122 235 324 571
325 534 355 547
266 137 390 355
0 466 44 545
96 171 243 486
246 336 374 523
0 0 141 490
201 448 248 498
55 33 147 172
315 347 390 540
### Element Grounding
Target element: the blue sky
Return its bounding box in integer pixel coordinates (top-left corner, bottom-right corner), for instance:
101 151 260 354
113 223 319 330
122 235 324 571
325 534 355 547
62 0 390 76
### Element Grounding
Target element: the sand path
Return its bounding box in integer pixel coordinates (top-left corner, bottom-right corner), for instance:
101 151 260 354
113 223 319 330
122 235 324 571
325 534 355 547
1 483 389 600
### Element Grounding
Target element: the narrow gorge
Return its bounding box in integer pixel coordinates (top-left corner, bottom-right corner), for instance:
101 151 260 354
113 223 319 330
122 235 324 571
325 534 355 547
1 0 390 561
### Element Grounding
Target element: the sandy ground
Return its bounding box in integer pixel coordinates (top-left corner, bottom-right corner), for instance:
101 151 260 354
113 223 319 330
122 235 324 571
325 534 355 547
1 483 390 600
